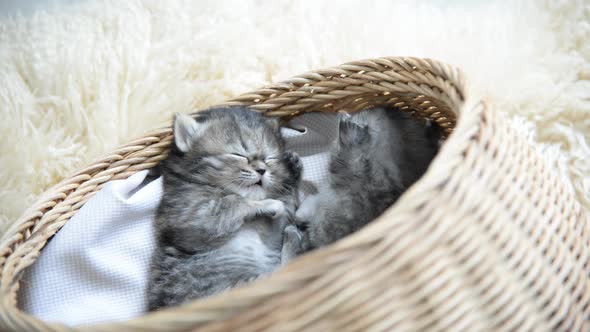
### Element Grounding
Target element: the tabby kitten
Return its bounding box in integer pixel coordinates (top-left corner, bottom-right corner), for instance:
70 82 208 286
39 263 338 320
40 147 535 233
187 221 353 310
297 107 441 249
147 107 303 311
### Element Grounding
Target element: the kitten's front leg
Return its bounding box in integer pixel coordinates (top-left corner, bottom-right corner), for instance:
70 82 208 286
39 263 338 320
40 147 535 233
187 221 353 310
201 196 284 241
293 194 320 252
281 225 303 266
283 151 303 181
247 199 286 220
295 194 319 224
280 150 303 220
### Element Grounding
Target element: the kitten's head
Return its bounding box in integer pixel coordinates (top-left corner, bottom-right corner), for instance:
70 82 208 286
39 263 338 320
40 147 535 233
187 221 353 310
332 108 441 187
169 107 292 199
330 109 400 181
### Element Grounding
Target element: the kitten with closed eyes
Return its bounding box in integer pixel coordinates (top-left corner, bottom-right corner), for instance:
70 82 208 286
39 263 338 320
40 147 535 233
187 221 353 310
297 107 442 250
147 107 303 311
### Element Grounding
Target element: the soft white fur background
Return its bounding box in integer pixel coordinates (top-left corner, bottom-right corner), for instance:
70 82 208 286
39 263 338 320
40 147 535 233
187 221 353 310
0 0 589 235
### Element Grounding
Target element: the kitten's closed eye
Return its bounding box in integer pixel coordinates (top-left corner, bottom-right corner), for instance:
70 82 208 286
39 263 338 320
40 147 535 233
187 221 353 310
265 156 280 163
226 153 249 162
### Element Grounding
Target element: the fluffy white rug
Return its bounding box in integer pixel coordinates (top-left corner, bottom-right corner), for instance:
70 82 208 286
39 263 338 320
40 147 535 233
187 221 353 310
0 0 588 235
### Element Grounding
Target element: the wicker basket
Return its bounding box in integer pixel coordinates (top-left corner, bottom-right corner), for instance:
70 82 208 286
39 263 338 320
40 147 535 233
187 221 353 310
1 57 588 332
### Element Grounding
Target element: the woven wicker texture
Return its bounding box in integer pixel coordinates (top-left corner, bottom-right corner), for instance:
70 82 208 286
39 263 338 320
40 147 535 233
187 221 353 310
0 57 588 332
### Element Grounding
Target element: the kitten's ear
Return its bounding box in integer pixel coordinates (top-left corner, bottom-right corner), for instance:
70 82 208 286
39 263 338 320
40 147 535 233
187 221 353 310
338 116 370 146
337 112 352 121
424 118 443 147
173 113 201 153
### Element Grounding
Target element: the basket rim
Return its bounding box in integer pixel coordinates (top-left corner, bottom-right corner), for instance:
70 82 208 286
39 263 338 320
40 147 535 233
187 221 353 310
0 56 470 332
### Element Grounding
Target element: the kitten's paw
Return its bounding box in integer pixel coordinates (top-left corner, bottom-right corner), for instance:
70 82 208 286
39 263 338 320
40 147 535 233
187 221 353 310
283 225 303 244
259 199 286 219
283 151 303 180
281 225 305 265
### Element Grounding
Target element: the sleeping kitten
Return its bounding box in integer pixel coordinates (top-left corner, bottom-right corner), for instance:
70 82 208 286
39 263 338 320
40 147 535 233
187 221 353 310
297 107 441 250
147 107 303 311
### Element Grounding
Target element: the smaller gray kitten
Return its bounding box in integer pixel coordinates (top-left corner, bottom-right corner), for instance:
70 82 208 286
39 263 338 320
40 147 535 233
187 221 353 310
147 107 303 311
297 107 441 249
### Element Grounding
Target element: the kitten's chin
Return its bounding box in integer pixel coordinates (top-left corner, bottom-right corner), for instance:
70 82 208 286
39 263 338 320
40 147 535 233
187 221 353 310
237 185 267 200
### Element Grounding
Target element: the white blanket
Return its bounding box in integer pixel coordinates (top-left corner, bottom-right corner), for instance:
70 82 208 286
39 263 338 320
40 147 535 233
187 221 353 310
18 113 339 326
